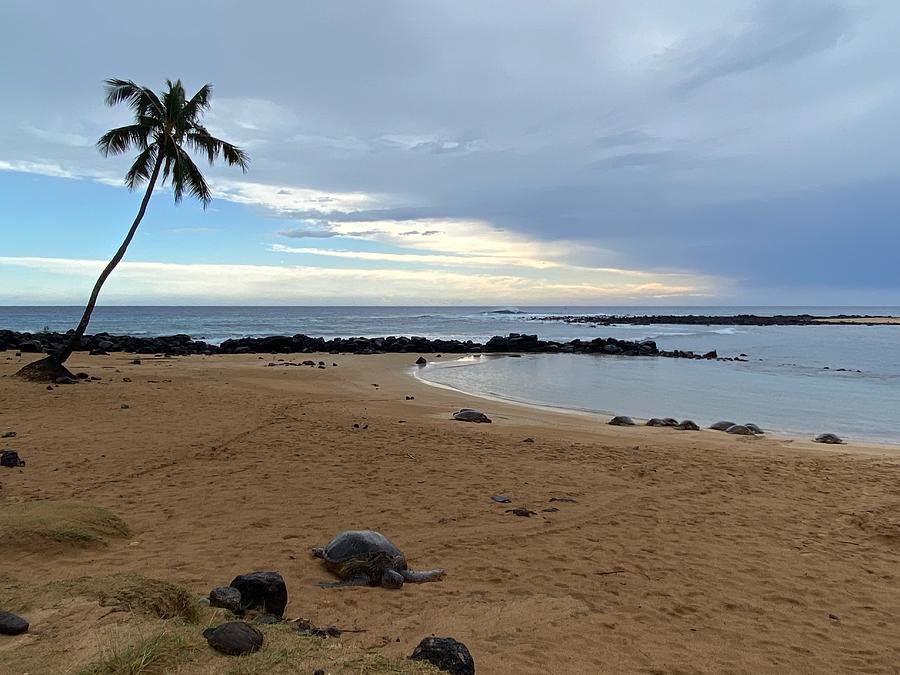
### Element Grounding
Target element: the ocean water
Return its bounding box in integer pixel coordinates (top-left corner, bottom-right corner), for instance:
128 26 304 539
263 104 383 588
3 305 899 444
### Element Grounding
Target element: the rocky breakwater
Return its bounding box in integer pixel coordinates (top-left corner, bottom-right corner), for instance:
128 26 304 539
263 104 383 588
535 313 897 327
0 330 216 356
0 329 720 360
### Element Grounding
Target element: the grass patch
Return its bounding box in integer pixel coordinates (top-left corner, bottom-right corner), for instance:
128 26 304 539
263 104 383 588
76 626 198 675
50 573 202 623
0 500 130 547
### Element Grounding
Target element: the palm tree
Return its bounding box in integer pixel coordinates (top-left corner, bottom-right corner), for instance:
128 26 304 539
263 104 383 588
17 78 248 381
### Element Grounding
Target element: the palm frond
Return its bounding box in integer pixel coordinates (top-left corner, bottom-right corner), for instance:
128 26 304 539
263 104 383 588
124 145 158 190
172 147 211 207
103 79 163 119
186 130 249 171
96 124 151 156
182 84 213 124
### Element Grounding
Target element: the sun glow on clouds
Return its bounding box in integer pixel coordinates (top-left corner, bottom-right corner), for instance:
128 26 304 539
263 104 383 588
0 159 722 302
0 256 713 304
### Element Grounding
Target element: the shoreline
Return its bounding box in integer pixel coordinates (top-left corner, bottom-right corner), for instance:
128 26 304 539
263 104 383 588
414 355 900 452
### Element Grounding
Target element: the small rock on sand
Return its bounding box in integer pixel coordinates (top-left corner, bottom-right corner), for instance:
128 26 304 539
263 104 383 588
409 636 475 675
203 622 263 655
229 571 287 617
1 451 25 468
209 586 243 614
0 611 28 635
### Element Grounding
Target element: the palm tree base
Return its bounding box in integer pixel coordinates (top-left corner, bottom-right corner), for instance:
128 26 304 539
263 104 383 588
14 356 75 382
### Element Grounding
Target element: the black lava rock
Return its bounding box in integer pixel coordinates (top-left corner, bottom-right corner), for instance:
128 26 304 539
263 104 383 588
409 637 475 675
209 586 243 614
229 571 287 617
0 611 29 635
202 622 263 655
0 450 25 468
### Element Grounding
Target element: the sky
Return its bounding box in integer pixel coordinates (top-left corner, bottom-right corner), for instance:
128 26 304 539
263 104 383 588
1 0 898 306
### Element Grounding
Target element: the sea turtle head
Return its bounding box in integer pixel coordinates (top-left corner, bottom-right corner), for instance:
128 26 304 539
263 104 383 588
381 569 404 589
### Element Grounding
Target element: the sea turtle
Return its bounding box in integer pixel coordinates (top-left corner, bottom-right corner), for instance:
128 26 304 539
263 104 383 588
608 415 636 426
312 530 446 589
675 420 700 431
646 418 669 427
709 420 736 431
814 433 845 444
744 423 764 434
453 409 492 423
726 424 754 435
661 418 679 426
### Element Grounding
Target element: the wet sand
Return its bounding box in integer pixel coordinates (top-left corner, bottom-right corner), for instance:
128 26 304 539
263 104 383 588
1 352 899 673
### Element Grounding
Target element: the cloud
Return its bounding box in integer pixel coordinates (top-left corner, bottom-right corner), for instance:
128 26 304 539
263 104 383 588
0 159 85 180
0 255 716 304
1 1 898 302
674 0 853 90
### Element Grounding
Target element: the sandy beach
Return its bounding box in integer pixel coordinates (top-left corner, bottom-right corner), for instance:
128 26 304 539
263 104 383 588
2 351 899 673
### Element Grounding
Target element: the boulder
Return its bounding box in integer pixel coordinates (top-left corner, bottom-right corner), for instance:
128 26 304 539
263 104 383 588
409 636 475 675
229 571 287 617
209 586 243 614
203 622 263 656
608 416 635 426
416 356 427 365
0 611 28 635
18 340 43 353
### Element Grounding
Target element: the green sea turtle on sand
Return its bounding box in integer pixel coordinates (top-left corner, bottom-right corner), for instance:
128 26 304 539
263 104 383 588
814 433 844 444
312 530 446 589
709 421 736 431
453 409 492 423
608 415 636 426
675 420 700 431
726 424 754 435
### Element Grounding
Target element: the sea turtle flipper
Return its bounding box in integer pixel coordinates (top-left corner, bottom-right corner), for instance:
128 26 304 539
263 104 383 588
318 574 371 589
401 569 446 583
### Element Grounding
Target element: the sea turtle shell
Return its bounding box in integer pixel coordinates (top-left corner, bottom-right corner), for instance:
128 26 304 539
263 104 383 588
453 409 492 423
321 530 407 577
814 433 844 444
709 420 736 431
608 415 636 426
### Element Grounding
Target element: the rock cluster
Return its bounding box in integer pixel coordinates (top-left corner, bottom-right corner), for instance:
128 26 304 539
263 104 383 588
538 313 889 327
1 329 723 360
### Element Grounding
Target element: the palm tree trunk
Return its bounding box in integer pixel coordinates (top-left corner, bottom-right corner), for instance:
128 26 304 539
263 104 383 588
16 149 163 381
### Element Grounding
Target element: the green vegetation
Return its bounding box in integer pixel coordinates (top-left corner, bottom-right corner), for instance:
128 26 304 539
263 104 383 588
0 500 130 547
0 574 440 675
